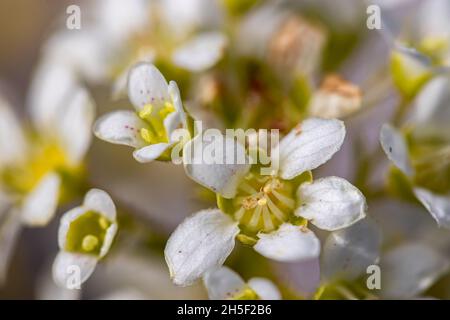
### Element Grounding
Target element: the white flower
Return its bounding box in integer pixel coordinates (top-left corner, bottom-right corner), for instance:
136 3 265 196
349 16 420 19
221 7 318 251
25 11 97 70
377 0 450 97
165 118 367 286
111 0 227 99
0 72 94 283
94 63 189 163
53 189 118 288
203 266 281 300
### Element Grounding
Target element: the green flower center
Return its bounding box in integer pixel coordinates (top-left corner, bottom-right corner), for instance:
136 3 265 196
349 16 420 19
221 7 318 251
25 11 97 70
65 210 112 256
137 102 176 145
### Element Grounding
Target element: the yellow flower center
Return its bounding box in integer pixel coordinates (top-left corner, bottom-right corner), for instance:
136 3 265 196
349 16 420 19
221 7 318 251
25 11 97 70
138 102 176 145
1 138 80 197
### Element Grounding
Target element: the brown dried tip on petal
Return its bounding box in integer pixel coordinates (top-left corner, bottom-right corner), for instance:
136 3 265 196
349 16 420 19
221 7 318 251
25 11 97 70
268 16 326 76
309 74 363 119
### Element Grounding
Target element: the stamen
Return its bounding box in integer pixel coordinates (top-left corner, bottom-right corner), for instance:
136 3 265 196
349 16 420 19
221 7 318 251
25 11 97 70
82 235 99 252
266 197 286 221
272 189 295 209
262 206 274 231
234 207 246 220
249 206 263 227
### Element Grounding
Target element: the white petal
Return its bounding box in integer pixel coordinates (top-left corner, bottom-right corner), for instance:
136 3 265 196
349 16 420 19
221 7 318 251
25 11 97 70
173 32 227 72
414 188 450 229
380 243 449 299
248 278 281 300
21 172 61 227
52 251 97 288
83 189 116 221
133 143 171 163
277 118 346 179
27 60 78 130
164 209 239 286
94 110 146 148
127 63 169 111
100 223 118 259
321 219 382 281
254 223 320 262
0 208 22 284
379 123 413 176
57 87 95 164
58 207 86 250
111 50 156 100
203 266 246 300
295 176 366 231
183 132 251 198
168 81 187 126
0 98 27 166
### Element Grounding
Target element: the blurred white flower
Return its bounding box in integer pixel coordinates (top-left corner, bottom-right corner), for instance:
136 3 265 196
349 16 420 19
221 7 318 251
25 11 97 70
203 266 281 300
237 3 326 77
380 123 450 229
53 189 118 288
377 0 450 97
165 118 367 286
0 73 94 283
94 63 189 163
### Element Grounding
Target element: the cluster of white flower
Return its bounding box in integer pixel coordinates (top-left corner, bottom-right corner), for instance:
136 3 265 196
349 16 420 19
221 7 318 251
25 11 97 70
1 0 450 300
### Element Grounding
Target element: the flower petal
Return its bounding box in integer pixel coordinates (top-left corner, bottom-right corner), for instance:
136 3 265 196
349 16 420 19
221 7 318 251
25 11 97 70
21 172 61 227
380 243 449 299
0 98 27 166
164 209 239 286
94 110 147 148
203 266 246 300
248 278 281 300
57 87 95 164
0 207 22 284
100 223 118 259
52 251 97 288
414 188 450 229
321 219 382 281
254 223 320 262
379 123 413 176
277 118 345 180
172 32 227 72
295 176 366 231
127 63 169 111
83 188 116 221
133 143 171 163
183 132 251 198
168 81 187 127
27 61 78 130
